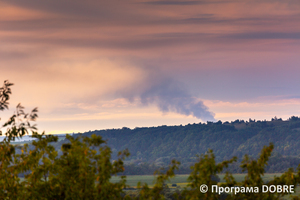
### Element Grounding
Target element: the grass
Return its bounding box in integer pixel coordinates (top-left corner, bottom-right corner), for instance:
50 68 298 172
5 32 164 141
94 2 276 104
19 173 285 188
114 173 300 199
218 173 283 183
111 173 284 187
19 173 299 198
111 174 190 188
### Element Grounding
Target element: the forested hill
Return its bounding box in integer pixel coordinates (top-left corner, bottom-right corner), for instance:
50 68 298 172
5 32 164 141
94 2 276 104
73 116 300 171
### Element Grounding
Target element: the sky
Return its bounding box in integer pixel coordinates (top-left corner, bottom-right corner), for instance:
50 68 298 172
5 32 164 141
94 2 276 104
1 0 300 134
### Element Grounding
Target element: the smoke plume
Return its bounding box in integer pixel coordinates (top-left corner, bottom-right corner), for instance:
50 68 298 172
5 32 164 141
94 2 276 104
124 77 215 122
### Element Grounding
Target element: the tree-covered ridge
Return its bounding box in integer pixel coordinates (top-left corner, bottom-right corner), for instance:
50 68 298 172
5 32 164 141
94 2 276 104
76 117 300 172
2 80 300 199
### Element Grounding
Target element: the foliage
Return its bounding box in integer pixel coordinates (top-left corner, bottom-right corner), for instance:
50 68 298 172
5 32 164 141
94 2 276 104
133 160 180 200
78 116 300 173
0 80 129 199
2 80 300 200
181 151 236 200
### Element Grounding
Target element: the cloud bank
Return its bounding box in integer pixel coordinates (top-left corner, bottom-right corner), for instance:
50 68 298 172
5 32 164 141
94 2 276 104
2 0 300 132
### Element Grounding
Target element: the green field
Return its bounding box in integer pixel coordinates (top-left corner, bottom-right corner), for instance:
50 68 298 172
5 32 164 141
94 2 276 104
19 173 285 187
218 173 283 183
110 173 284 188
111 174 190 187
19 173 299 198
112 173 299 199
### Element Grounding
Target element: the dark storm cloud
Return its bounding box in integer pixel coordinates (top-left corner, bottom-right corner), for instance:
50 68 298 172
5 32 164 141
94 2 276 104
143 0 231 5
5 29 300 55
0 50 29 60
3 0 230 10
2 0 300 44
0 16 294 36
2 0 300 119
181 16 266 25
226 32 300 40
3 29 299 57
1 0 111 17
0 19 69 31
3 6 299 51
287 96 300 99
143 0 207 5
179 13 300 26
2 11 289 31
1 30 210 50
3 0 297 31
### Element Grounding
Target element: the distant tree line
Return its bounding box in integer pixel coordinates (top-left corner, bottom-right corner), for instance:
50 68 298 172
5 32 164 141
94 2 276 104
2 80 300 199
68 115 300 174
